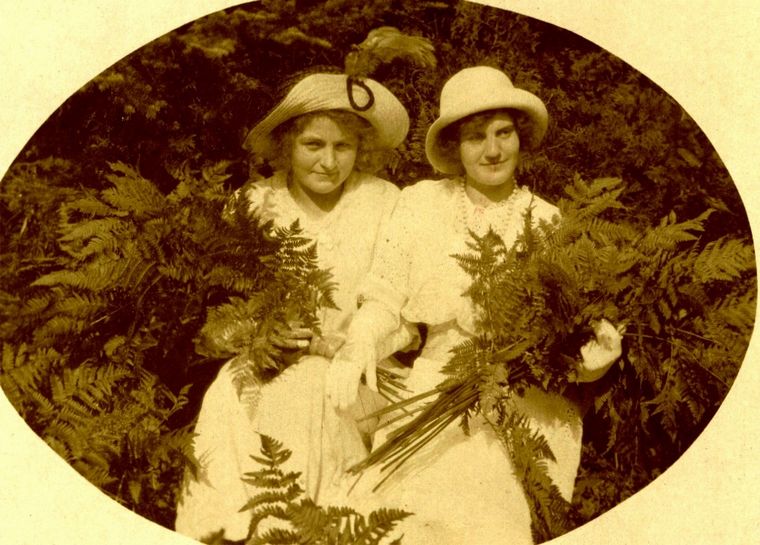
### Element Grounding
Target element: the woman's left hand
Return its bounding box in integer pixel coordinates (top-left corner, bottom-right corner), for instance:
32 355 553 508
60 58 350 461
326 341 377 411
576 319 625 383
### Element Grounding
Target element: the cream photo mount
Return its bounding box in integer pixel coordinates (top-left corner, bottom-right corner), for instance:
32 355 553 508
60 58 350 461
1 2 758 544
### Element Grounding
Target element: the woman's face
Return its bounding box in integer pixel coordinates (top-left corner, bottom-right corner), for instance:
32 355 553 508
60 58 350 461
290 115 359 197
458 111 520 189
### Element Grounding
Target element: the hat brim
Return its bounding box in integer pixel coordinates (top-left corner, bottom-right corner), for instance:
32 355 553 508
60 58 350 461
243 74 409 157
425 88 548 175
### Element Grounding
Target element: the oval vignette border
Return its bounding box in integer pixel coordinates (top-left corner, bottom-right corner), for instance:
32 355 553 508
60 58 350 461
1 2 759 544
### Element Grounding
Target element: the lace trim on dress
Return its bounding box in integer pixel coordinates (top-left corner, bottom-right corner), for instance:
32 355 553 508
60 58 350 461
245 170 364 237
454 177 531 238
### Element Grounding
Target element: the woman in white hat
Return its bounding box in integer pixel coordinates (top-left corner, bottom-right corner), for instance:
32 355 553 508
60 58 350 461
175 72 417 542
327 66 622 543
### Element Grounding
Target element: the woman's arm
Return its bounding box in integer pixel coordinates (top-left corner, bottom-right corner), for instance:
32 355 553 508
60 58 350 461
325 184 420 410
326 299 404 410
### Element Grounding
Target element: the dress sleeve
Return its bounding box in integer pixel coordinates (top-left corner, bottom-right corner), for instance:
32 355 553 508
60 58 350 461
359 184 420 318
375 316 420 361
333 182 423 371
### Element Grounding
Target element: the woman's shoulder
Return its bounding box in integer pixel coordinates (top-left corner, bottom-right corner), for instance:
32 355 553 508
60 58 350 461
352 171 401 198
518 188 559 223
398 177 460 204
242 172 283 194
401 177 458 194
239 173 279 201
237 173 288 221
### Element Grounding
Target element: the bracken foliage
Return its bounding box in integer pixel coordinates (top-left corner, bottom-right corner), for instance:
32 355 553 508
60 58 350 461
221 434 409 545
0 0 753 538
0 161 335 526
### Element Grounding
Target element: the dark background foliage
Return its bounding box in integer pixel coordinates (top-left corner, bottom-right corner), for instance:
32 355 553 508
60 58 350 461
0 0 754 540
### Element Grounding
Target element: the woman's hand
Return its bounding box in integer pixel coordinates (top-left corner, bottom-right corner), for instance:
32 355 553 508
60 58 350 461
326 342 377 411
271 321 313 351
576 319 625 383
309 332 346 359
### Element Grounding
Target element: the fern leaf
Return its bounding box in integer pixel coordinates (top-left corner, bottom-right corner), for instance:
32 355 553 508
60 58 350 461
239 487 303 513
354 508 412 544
52 292 106 318
693 237 755 282
102 162 166 216
286 499 332 541
21 294 53 316
345 26 436 76
247 505 289 538
247 527 300 545
59 217 126 244
713 290 756 332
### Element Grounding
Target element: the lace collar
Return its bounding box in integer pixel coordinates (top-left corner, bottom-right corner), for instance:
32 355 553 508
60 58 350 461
453 177 531 239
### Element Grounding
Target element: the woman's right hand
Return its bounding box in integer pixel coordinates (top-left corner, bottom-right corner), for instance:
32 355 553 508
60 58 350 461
309 331 346 359
271 321 313 351
577 319 624 382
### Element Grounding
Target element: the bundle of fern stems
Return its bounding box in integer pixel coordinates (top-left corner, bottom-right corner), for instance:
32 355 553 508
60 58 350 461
355 333 547 492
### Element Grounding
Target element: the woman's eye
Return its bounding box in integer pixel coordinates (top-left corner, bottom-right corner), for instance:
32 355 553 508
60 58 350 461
335 143 355 151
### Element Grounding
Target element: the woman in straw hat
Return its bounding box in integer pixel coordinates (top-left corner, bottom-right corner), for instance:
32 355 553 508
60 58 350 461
175 72 417 542
326 66 623 543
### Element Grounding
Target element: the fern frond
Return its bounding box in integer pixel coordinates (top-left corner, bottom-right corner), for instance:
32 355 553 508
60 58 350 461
286 499 332 541
239 488 304 513
33 315 88 341
102 162 166 216
32 256 154 293
257 434 293 468
247 527 300 545
52 292 107 318
59 217 127 245
693 237 755 282
247 505 290 538
344 26 436 77
355 508 412 544
712 290 757 332
64 194 124 217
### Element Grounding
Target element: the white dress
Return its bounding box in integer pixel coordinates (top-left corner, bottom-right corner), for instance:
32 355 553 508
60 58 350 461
347 178 588 545
175 171 415 542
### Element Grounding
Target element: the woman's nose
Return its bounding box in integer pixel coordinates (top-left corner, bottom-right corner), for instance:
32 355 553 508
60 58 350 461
320 147 337 169
484 135 501 158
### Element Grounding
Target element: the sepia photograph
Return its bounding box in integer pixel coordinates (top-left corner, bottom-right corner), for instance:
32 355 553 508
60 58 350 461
1 1 759 544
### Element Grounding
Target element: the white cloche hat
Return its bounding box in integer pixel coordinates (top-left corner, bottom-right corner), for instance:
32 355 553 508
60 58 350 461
425 66 548 174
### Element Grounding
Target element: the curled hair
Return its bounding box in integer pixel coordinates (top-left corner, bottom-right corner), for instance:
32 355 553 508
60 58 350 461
437 108 532 174
265 110 387 173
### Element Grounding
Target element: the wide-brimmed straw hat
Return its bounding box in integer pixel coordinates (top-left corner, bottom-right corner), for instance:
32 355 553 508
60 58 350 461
243 73 409 156
425 66 548 174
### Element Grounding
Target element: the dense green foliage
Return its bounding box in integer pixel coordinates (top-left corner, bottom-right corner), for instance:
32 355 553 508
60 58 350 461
0 0 754 541
0 161 335 526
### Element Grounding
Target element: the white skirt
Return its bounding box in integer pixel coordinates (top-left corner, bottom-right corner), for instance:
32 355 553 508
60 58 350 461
345 356 584 545
175 355 379 542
